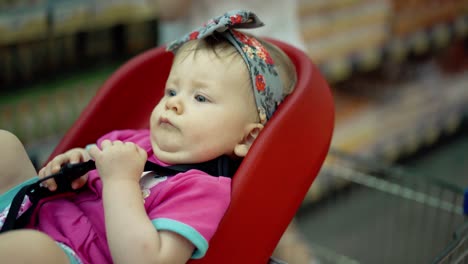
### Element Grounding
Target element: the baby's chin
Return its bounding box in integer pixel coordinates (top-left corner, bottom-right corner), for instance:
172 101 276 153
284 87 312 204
152 146 227 165
152 148 182 165
151 139 235 164
152 147 197 165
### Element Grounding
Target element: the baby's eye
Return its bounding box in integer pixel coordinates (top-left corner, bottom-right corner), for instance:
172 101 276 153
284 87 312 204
166 89 177 97
195 95 207 102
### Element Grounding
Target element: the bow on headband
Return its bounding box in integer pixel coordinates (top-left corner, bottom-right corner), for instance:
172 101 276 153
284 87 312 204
166 10 285 124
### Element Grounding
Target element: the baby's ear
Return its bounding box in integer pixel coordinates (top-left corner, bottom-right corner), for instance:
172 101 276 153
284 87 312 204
234 123 264 157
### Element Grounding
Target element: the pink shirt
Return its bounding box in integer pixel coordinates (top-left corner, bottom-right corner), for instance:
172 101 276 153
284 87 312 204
33 129 232 263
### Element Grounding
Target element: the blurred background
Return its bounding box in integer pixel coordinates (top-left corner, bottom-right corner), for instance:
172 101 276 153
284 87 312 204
1 0 468 263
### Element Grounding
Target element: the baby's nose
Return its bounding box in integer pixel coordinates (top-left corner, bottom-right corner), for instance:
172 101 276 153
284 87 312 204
165 97 183 114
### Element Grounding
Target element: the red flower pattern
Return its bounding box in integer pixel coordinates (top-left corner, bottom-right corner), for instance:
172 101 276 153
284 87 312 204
233 30 274 65
189 31 199 40
233 30 249 44
230 14 243 24
248 37 262 48
255 74 266 91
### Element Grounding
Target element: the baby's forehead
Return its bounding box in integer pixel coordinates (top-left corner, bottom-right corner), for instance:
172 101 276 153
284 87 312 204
173 42 248 75
174 39 239 62
170 39 252 87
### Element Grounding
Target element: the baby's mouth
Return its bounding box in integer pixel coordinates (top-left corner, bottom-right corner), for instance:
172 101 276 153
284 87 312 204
159 117 176 129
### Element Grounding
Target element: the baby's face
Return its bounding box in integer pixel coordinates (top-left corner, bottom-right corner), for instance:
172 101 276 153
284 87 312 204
149 47 257 164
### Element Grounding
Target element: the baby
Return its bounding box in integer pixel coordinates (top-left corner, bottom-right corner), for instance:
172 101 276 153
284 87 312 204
0 10 296 264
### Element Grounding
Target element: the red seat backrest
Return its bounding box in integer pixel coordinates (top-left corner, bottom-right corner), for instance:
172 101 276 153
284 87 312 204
49 39 334 264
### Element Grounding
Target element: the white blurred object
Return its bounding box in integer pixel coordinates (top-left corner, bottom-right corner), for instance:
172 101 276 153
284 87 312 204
157 0 307 51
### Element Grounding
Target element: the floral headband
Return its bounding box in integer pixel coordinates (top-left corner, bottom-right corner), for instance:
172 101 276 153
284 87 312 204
166 10 285 125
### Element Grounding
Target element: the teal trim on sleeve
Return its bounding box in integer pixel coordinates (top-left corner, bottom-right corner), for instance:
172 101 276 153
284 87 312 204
56 242 82 264
0 177 38 211
63 250 82 264
152 218 208 259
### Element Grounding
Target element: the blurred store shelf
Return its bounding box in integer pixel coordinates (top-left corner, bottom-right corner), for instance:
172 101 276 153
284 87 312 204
304 65 468 204
0 65 115 161
91 0 155 30
0 0 156 45
50 1 94 35
300 0 391 81
317 15 468 83
298 0 468 83
0 4 48 45
2 1 467 89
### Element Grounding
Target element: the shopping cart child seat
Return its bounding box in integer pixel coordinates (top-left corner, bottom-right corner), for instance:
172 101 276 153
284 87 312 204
49 39 335 264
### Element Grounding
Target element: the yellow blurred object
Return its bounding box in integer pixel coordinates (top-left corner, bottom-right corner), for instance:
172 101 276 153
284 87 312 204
51 1 92 35
0 7 48 45
390 0 467 37
92 0 154 30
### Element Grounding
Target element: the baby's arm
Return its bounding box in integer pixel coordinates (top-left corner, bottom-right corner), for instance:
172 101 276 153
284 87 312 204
88 140 194 264
102 173 194 264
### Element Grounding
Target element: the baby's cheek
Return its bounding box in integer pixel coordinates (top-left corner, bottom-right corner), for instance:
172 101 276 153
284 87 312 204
149 109 159 128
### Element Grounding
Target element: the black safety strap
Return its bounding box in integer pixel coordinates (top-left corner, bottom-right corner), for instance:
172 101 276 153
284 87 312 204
0 156 238 233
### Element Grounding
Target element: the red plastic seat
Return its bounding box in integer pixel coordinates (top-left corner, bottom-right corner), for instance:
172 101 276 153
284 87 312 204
49 39 334 264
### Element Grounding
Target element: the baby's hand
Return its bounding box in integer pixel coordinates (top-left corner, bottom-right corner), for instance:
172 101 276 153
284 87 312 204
87 140 147 183
38 148 91 191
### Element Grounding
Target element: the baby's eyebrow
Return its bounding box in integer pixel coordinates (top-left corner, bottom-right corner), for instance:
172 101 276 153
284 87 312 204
192 79 214 89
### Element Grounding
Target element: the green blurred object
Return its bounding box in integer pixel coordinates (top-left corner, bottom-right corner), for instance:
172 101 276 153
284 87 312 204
0 65 117 145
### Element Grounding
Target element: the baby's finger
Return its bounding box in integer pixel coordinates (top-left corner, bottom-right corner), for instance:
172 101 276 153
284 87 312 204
71 173 88 190
44 178 57 191
136 145 148 159
40 166 57 191
82 150 92 162
112 140 123 146
40 162 53 178
42 161 56 177
49 155 67 174
38 166 47 178
100 140 112 149
43 156 67 191
124 141 135 149
87 144 101 160
68 150 84 164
